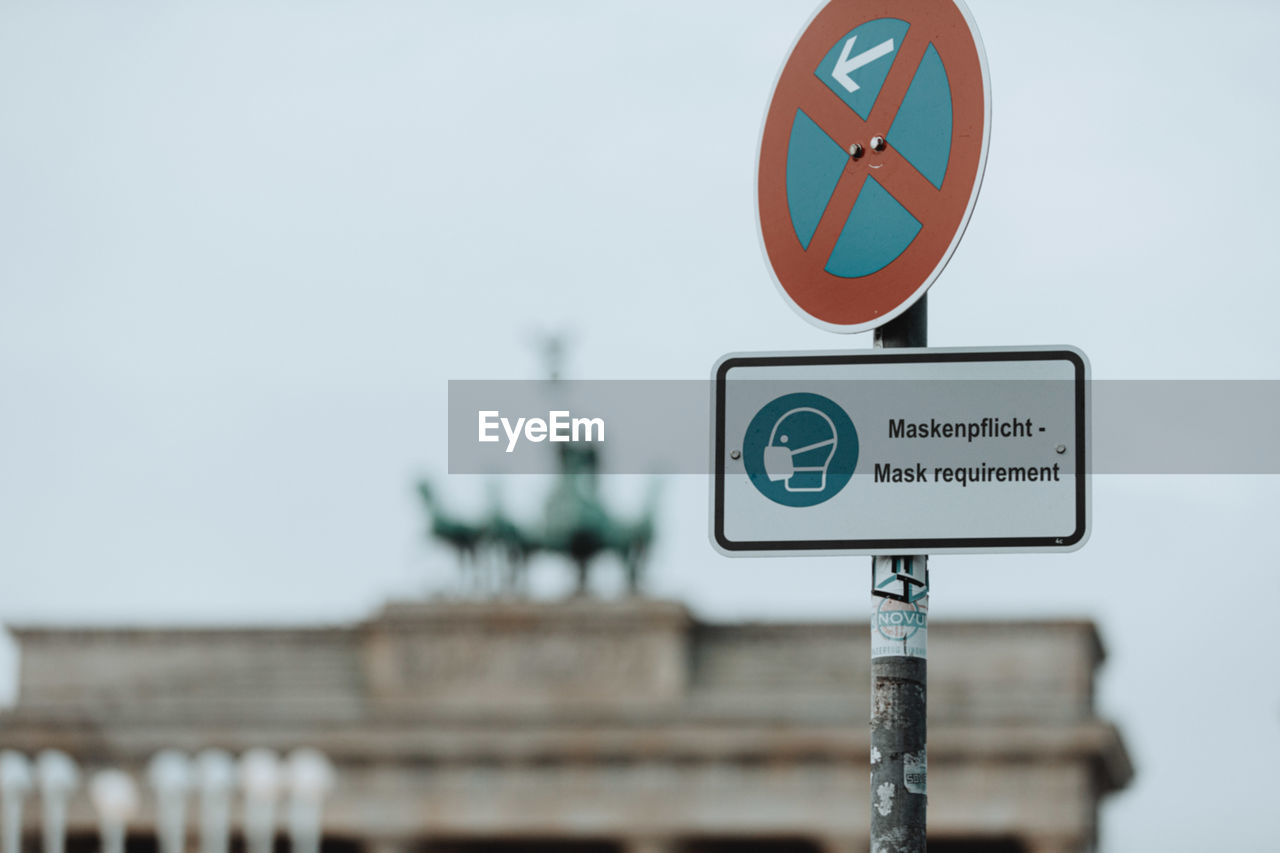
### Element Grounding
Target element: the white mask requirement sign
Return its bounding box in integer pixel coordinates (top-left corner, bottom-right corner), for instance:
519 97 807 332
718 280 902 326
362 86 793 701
711 347 1089 556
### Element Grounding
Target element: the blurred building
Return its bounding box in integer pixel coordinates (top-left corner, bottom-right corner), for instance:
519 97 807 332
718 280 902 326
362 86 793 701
0 598 1128 853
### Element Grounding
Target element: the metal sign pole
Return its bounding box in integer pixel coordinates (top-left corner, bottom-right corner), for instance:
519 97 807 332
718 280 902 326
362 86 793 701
870 296 929 852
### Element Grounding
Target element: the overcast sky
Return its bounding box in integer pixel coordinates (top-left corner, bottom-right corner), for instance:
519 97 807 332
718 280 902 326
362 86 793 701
2 1 1278 850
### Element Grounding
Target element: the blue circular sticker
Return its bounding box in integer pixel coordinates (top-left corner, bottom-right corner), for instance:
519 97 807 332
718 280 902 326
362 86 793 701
743 393 859 507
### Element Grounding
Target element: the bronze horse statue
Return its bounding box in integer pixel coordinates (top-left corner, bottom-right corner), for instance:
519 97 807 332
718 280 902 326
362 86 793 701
417 443 657 596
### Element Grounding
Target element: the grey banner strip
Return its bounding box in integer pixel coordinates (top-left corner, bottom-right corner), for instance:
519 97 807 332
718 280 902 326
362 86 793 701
448 380 1280 474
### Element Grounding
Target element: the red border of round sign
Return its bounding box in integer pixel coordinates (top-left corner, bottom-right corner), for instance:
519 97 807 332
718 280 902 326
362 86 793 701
756 0 990 333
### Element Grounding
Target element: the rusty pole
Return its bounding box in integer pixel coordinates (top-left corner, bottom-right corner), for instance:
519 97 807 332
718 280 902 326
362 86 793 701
870 296 929 852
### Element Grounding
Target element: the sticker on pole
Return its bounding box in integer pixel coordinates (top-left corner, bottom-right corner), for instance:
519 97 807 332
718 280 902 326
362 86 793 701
756 0 990 332
872 597 928 660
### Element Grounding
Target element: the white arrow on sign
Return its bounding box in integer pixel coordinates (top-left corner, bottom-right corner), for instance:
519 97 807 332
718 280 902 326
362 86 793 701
831 36 895 93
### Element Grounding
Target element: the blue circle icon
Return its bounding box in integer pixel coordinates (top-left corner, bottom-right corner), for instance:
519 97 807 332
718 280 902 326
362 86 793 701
743 393 858 507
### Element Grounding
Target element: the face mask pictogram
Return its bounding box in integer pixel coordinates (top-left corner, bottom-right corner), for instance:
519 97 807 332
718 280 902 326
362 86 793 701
762 407 839 492
741 392 859 508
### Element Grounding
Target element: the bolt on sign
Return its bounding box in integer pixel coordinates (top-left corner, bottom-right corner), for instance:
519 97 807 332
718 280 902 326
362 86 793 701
757 0 990 332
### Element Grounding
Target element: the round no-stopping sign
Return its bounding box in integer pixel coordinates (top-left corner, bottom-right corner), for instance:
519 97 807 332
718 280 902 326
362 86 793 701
757 0 990 332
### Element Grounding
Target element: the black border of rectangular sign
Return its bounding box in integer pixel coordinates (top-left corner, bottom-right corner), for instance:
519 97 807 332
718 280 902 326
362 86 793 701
712 349 1088 553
